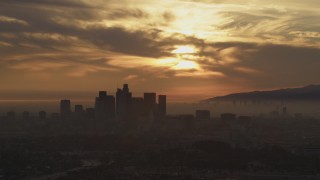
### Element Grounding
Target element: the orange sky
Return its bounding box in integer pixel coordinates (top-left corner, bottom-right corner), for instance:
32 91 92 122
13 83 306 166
0 0 320 102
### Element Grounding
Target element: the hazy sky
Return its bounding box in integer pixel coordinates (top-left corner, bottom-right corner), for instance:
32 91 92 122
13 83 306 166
0 0 319 102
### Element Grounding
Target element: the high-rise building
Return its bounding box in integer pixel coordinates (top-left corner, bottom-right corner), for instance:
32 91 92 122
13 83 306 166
106 95 115 119
75 105 84 119
158 95 166 118
75 105 84 113
99 91 107 98
116 84 132 119
123 84 129 93
60 99 71 119
144 93 156 116
95 91 115 120
95 92 106 120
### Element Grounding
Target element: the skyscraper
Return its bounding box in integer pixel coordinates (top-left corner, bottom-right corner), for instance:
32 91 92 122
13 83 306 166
106 95 115 119
75 105 84 119
144 93 156 116
60 99 71 120
95 91 115 120
116 84 132 119
158 95 166 118
95 91 107 120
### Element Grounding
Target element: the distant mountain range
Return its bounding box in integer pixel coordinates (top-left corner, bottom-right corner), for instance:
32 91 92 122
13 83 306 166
203 85 320 102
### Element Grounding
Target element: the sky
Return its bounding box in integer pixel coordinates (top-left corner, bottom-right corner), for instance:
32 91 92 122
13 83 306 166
0 0 319 102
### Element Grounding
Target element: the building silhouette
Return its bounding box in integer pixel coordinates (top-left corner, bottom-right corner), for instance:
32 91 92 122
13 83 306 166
116 84 132 119
75 105 84 114
132 97 144 118
55 84 167 122
60 99 71 120
158 95 167 118
144 92 156 116
106 95 115 119
94 91 116 121
75 105 84 119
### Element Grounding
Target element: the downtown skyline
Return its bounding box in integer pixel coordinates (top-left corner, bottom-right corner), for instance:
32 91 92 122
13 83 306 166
0 0 320 102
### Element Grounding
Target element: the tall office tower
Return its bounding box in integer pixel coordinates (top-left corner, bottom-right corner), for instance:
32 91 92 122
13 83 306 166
123 84 129 93
95 91 116 120
158 95 166 118
116 84 132 118
144 93 156 116
60 99 71 120
95 91 107 120
75 105 84 113
74 105 84 119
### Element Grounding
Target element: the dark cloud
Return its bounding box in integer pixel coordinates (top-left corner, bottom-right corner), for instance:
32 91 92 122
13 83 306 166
162 11 175 22
1 0 319 96
82 26 166 57
1 0 92 8
199 42 320 88
106 8 149 19
217 10 320 44
181 0 250 4
0 1 184 58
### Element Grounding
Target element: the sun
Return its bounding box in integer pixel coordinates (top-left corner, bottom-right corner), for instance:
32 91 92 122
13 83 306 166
174 60 199 70
172 45 197 54
157 58 200 70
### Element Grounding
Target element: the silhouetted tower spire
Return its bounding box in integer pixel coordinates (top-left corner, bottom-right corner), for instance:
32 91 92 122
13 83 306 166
123 84 129 93
116 84 132 119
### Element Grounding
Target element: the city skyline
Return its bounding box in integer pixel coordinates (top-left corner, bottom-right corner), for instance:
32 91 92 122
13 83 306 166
1 1 320 179
0 0 319 102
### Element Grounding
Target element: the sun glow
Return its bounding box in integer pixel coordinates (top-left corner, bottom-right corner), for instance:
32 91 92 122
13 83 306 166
157 58 199 70
172 45 197 54
174 60 199 70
